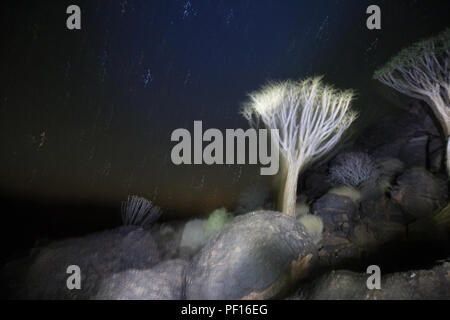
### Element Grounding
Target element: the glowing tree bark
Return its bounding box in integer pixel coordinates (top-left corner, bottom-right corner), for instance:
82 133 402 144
374 29 450 176
242 77 356 217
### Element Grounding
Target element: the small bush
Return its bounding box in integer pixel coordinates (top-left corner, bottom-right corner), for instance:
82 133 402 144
180 219 207 251
329 152 378 187
298 214 324 244
295 202 310 218
295 195 310 218
121 195 162 227
204 208 233 238
328 186 361 203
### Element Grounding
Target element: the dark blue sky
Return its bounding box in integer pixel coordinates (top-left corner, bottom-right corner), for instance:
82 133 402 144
1 0 449 217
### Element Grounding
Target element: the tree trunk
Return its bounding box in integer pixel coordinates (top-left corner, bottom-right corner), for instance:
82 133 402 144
446 138 450 177
281 167 300 217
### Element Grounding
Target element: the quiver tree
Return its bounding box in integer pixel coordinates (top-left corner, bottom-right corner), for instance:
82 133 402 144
374 28 450 176
242 77 357 217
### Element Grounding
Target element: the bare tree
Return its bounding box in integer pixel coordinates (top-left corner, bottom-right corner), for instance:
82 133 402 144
374 28 450 175
242 77 356 217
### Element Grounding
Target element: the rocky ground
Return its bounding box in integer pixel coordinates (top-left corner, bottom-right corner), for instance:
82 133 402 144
1 103 449 300
289 262 450 300
303 102 449 273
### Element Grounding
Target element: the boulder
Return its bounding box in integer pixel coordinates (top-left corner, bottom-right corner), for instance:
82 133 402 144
355 111 441 165
312 193 358 237
391 168 448 219
291 262 450 300
356 114 423 154
428 137 445 173
359 179 385 202
22 226 160 299
94 259 188 300
351 219 407 251
360 196 406 224
422 114 441 136
185 211 317 300
399 135 428 168
375 158 405 181
316 233 361 269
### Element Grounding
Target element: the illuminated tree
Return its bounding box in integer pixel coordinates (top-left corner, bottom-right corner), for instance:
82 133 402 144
374 28 450 175
242 77 357 217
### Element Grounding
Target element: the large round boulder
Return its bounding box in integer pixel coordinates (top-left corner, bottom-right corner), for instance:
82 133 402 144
185 211 317 300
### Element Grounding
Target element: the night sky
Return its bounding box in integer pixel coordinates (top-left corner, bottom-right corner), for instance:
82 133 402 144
1 0 449 256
